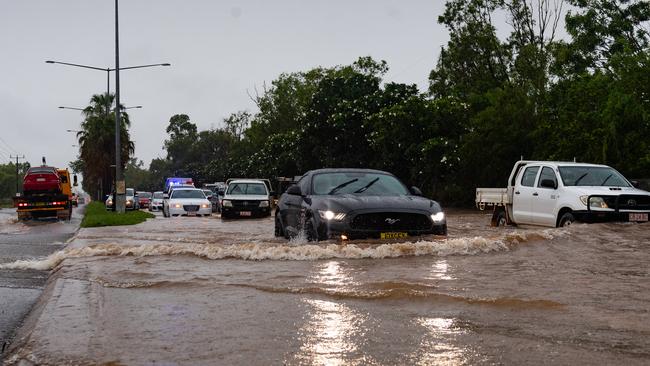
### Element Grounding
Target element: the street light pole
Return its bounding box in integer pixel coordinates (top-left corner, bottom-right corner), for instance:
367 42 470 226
114 0 125 213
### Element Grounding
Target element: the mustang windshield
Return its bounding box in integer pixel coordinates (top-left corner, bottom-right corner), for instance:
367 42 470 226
312 172 409 196
171 189 206 199
558 166 631 187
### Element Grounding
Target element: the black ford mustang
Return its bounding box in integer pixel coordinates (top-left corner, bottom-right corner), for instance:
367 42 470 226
275 168 447 241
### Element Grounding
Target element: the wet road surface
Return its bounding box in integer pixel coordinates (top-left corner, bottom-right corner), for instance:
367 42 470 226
2 210 649 365
0 207 82 362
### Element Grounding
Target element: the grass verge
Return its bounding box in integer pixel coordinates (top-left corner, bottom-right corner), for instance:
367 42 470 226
0 198 14 208
81 201 155 228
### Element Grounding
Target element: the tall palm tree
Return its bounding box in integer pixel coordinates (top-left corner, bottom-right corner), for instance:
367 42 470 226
76 93 135 199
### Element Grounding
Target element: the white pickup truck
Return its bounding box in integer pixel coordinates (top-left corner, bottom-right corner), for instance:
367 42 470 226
476 161 650 227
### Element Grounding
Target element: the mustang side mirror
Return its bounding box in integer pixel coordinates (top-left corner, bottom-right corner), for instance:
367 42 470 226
286 185 302 196
540 179 557 189
410 186 423 196
630 180 640 188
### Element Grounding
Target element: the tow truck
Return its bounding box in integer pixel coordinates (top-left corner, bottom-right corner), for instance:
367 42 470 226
13 165 78 220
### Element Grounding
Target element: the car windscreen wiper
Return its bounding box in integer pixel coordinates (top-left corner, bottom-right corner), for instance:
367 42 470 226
574 172 589 186
328 178 359 195
600 174 613 186
353 177 379 193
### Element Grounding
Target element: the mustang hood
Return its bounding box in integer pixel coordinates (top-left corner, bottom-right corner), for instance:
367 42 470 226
312 194 441 213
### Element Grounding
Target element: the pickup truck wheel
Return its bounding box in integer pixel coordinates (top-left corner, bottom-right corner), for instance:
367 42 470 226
559 212 575 227
491 210 507 227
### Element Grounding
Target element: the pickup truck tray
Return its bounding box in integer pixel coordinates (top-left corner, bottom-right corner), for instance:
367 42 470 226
475 188 511 209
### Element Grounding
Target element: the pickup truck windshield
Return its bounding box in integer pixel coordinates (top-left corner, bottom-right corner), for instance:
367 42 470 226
558 166 631 187
227 183 267 195
312 172 409 196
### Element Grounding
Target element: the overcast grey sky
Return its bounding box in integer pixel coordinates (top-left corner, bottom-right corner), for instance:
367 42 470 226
1 1 449 170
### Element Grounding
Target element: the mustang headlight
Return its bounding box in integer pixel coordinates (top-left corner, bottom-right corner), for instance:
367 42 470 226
259 200 270 207
580 195 609 208
201 203 210 208
430 212 445 223
222 200 233 207
319 210 346 221
173 204 182 208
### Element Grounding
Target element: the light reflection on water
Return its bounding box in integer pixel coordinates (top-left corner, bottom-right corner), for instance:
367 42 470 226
429 259 454 281
415 317 466 366
299 299 363 366
309 260 357 288
296 260 370 365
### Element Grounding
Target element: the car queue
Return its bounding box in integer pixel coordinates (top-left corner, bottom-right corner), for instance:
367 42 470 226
107 161 649 243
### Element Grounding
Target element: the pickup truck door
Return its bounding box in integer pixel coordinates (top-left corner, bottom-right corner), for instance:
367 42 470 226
532 166 560 226
512 166 540 225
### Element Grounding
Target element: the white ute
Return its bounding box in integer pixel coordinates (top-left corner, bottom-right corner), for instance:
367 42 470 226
476 161 650 227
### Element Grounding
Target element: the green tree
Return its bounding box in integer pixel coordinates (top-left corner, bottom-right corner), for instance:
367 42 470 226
76 93 134 199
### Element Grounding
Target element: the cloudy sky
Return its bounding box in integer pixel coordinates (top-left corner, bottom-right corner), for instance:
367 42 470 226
1 1 449 170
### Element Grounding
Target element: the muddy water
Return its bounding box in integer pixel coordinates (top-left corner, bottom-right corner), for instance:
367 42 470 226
4 212 650 365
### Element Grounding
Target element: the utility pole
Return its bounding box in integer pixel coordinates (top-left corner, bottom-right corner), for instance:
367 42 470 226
9 155 26 195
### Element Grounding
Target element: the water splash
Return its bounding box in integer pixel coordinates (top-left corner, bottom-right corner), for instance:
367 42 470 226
0 229 556 271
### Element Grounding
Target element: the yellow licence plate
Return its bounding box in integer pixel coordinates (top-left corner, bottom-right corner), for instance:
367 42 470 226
381 232 408 239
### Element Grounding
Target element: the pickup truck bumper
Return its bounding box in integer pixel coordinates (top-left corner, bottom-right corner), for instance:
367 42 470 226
221 205 271 219
573 210 650 223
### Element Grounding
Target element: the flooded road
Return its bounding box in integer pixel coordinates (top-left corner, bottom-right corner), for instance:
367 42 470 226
0 207 82 363
3 211 649 365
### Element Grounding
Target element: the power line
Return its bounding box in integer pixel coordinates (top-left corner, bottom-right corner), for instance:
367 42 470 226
0 136 18 154
0 144 12 158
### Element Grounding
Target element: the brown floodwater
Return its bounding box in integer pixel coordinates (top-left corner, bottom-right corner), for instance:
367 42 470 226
3 211 649 365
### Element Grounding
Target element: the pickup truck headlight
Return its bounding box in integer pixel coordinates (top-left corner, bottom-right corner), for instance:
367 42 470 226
319 210 346 221
259 200 269 207
430 212 445 223
222 200 233 207
580 195 608 208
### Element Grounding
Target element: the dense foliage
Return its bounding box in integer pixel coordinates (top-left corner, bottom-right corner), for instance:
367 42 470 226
85 0 650 206
0 162 30 204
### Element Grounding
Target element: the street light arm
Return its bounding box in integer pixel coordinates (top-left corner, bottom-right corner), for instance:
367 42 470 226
46 60 108 72
110 63 171 71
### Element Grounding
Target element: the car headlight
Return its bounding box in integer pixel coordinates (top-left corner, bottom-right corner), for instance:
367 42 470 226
107 200 113 205
201 203 210 208
222 200 233 207
259 200 269 207
580 195 608 208
173 204 182 208
430 212 445 223
318 210 346 221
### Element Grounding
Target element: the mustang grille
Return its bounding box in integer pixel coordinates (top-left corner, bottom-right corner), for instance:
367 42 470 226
350 212 432 231
184 205 199 212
